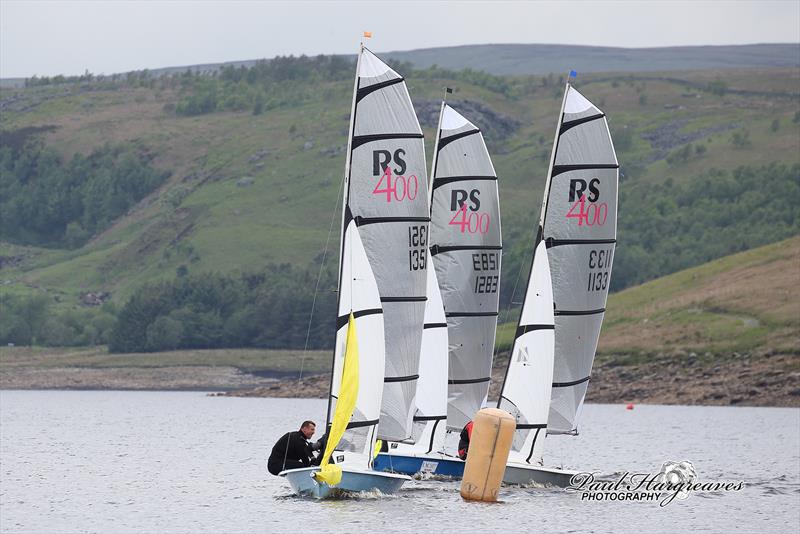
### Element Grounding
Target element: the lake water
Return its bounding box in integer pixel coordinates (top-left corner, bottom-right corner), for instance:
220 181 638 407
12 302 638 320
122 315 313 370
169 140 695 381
1 391 798 533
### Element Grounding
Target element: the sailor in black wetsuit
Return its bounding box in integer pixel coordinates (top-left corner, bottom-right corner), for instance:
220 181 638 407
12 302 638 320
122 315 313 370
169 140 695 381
267 420 316 475
310 432 328 466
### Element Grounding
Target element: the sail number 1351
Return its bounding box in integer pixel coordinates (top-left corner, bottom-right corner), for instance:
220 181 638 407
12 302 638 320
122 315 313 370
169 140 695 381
408 225 427 271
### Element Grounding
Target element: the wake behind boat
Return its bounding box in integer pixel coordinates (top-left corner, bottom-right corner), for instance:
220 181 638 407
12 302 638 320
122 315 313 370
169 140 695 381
281 464 409 499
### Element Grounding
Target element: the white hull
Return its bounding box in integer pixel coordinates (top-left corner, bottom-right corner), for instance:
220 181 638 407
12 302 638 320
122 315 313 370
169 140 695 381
502 463 578 487
279 466 410 499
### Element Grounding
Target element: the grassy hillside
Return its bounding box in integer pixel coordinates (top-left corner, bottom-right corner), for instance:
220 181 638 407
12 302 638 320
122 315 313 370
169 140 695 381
1 55 799 354
599 236 799 356
0 345 329 375
3 239 796 405
494 236 799 355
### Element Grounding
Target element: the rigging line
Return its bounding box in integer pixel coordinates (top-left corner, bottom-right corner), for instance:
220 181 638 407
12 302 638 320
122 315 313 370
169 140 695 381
491 224 527 375
298 173 345 383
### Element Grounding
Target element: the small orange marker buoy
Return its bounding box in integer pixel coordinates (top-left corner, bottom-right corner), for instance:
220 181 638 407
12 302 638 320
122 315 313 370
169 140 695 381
626 403 634 410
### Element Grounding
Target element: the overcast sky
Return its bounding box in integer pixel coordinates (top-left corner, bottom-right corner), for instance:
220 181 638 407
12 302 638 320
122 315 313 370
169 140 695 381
2 0 799 78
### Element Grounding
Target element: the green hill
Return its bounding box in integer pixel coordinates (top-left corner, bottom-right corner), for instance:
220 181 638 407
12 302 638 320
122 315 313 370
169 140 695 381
2 238 796 405
599 236 799 356
495 236 799 353
493 237 800 406
1 54 798 353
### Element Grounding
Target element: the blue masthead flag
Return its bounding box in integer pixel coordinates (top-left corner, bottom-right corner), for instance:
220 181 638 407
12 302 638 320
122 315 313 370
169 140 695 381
569 70 577 78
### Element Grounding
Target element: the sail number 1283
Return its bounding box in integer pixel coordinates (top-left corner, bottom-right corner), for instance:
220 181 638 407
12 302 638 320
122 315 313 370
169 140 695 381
473 252 499 294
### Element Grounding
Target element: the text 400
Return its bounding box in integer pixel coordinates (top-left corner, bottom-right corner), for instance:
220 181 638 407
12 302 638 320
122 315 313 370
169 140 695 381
566 195 608 227
373 166 419 203
449 203 490 234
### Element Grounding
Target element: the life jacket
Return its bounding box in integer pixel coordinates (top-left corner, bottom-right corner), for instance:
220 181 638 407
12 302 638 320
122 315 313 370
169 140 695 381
457 421 474 460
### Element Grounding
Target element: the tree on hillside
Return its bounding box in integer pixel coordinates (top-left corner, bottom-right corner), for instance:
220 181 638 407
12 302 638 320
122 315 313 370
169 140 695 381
0 294 50 346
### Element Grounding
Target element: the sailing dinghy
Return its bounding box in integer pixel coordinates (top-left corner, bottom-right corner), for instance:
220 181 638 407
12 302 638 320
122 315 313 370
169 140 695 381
281 212 408 497
374 101 502 476
497 79 619 486
281 44 429 496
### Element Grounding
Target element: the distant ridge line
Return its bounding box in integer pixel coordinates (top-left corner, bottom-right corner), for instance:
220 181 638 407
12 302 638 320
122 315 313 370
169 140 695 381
2 43 797 88
382 43 800 76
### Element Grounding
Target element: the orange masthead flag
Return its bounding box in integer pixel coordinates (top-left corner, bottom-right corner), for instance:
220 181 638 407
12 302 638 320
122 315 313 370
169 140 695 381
363 31 372 38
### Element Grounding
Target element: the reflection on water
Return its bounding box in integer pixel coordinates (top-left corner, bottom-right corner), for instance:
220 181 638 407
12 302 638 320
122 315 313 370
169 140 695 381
1 391 798 532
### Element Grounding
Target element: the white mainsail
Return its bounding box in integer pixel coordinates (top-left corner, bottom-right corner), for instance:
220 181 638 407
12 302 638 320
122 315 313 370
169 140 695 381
329 213 386 460
532 83 619 435
333 47 430 442
402 254 449 453
497 240 554 465
429 104 502 430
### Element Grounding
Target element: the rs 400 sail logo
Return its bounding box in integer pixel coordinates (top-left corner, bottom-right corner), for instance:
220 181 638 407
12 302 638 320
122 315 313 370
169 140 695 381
448 189 490 234
566 178 608 227
371 150 419 203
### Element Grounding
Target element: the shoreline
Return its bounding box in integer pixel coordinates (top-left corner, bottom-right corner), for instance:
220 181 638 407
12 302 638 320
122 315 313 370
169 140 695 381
1 347 797 407
219 350 800 408
0 347 800 407
1 386 799 411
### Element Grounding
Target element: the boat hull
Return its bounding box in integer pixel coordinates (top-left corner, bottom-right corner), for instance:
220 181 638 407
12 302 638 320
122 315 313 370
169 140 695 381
375 452 577 487
279 466 410 498
502 463 578 487
374 452 465 477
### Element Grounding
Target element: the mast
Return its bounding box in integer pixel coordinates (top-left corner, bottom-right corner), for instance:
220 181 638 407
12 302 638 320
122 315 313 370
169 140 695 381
326 44 365 430
335 45 430 441
539 78 572 236
497 79 569 403
428 88 449 203
494 79 569 465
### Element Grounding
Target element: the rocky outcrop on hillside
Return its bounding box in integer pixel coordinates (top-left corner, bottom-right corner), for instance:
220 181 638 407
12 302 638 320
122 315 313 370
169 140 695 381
413 99 521 141
640 119 740 162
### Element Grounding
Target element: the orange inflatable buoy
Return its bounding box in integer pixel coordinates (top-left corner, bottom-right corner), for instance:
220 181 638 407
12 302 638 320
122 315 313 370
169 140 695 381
460 408 516 502
626 403 634 410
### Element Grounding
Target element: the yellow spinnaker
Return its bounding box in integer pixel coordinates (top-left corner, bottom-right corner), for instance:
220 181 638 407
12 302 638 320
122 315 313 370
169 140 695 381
314 313 359 486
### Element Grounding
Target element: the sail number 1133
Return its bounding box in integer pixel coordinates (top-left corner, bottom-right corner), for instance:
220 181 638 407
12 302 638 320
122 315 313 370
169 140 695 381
587 248 613 292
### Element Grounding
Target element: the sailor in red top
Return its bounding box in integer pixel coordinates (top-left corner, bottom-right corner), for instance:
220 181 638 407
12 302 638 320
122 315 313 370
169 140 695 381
458 420 474 460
